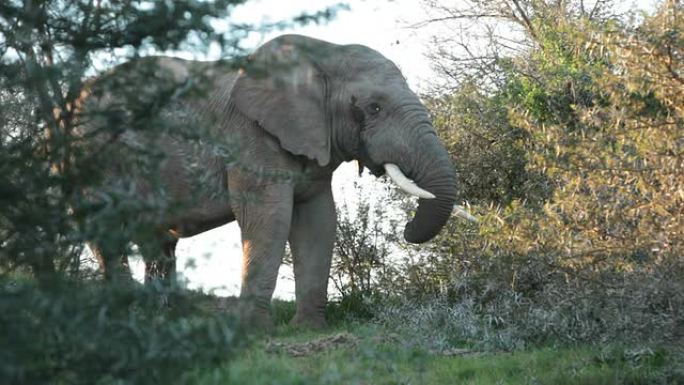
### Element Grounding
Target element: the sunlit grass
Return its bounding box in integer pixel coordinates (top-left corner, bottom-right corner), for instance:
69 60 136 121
197 322 678 385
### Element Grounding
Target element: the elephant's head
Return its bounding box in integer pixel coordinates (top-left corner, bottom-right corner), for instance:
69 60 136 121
231 34 458 243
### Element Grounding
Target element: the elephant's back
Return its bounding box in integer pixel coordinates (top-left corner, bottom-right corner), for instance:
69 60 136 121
75 56 238 231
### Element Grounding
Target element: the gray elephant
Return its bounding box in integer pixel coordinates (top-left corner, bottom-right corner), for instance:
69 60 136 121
83 34 467 329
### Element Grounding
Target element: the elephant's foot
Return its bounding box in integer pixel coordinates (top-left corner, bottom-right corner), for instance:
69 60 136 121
238 297 275 333
290 310 327 330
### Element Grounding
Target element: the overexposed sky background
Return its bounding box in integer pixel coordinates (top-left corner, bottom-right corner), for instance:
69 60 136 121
128 0 658 298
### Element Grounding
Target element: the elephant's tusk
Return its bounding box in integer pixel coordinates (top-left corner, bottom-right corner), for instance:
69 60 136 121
453 205 479 223
383 163 436 199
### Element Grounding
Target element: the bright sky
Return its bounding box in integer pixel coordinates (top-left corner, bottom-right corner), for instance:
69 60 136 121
128 0 659 298
227 0 437 90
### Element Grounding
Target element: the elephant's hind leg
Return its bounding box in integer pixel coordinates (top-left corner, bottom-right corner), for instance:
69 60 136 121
88 241 131 283
140 235 178 287
288 183 335 329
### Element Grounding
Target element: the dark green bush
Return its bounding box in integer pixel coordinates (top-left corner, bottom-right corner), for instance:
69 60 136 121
0 279 243 385
325 293 379 324
272 299 297 326
272 296 377 328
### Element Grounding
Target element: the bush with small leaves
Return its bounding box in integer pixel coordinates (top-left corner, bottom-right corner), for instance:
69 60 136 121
0 279 243 385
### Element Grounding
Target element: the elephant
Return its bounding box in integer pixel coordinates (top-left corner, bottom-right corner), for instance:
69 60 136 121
81 34 472 329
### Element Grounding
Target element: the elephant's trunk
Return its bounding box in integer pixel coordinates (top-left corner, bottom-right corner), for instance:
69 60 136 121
398 133 457 244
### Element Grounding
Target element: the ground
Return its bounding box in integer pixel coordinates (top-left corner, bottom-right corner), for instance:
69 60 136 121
195 320 679 385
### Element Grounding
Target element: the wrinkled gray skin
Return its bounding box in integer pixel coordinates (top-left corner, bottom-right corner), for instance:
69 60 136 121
86 34 457 329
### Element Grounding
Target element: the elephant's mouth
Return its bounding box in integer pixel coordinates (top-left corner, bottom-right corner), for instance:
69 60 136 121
357 151 385 177
383 164 435 199
364 162 385 177
362 156 435 199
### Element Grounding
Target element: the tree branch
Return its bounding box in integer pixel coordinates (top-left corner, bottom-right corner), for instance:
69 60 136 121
509 0 538 41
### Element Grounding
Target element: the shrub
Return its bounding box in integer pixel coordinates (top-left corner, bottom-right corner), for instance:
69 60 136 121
375 261 684 352
366 0 684 351
0 279 243 385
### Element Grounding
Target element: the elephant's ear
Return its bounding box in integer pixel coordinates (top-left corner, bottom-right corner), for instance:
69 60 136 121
231 35 331 166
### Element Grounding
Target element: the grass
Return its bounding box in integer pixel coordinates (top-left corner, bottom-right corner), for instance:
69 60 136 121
195 321 681 385
2 277 680 384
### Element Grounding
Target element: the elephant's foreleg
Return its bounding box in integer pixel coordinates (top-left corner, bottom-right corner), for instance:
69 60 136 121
288 183 335 329
233 183 294 331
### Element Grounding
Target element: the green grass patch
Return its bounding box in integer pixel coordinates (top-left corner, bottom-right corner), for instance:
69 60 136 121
199 323 681 385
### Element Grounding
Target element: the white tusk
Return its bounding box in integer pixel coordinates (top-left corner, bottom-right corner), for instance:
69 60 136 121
453 205 479 223
383 163 436 199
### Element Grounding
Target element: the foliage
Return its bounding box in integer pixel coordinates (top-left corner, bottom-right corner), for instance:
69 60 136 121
331 182 399 300
0 279 242 385
1 0 236 280
409 0 683 339
0 0 343 382
376 262 683 351
0 0 343 280
426 83 552 208
422 0 621 91
425 0 684 274
327 0 683 351
488 5 684 271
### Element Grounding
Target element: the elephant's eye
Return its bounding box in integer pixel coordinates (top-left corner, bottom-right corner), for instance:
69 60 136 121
368 102 381 115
